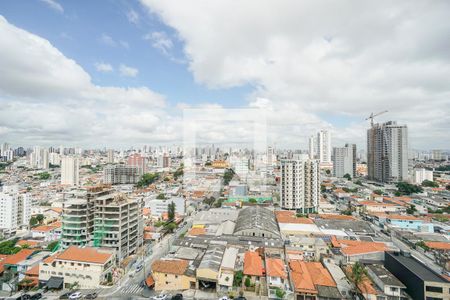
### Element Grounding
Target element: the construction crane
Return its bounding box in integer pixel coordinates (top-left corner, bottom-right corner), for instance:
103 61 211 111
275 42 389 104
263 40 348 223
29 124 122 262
366 110 388 127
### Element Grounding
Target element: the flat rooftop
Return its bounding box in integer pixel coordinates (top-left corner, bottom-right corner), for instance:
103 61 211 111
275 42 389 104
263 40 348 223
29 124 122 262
386 252 448 283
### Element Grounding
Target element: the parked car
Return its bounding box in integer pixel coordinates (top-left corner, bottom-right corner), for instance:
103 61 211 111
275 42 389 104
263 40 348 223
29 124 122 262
84 292 98 299
59 292 73 299
59 292 72 299
151 294 169 300
30 293 43 300
69 292 83 300
171 294 183 300
135 264 143 272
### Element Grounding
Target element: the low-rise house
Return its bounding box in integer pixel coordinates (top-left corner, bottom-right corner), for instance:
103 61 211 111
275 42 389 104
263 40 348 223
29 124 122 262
218 247 238 292
151 259 196 291
359 201 405 214
196 245 225 291
331 237 388 263
366 264 410 299
39 246 115 289
385 215 434 233
266 257 288 297
0 249 36 292
31 222 61 241
286 237 328 261
243 251 264 287
289 260 341 300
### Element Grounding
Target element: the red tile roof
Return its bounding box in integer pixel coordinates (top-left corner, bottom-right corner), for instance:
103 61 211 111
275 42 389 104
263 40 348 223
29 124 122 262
152 259 189 275
275 211 314 224
289 260 336 294
56 246 113 264
266 258 287 279
243 251 264 276
425 241 450 251
0 249 35 273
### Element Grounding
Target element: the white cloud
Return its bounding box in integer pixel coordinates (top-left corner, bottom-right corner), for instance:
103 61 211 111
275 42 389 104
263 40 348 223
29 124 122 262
0 16 168 147
39 0 63 13
99 33 117 47
119 64 139 77
94 62 113 73
143 31 173 55
141 0 450 149
126 9 140 25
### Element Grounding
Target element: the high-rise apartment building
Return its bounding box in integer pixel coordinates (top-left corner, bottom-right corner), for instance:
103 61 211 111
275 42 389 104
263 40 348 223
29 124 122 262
317 130 331 164
107 149 114 164
431 150 442 161
308 136 315 159
367 121 408 183
414 168 433 185
103 164 141 185
127 153 147 173
0 186 19 234
61 188 143 262
280 159 320 213
332 144 356 178
30 146 49 169
61 156 80 186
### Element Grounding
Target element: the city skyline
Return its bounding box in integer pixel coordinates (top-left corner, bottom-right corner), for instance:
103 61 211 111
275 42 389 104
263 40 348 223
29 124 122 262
0 1 449 149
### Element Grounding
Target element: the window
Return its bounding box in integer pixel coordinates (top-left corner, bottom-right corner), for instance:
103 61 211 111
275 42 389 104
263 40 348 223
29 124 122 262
390 287 398 292
426 286 443 293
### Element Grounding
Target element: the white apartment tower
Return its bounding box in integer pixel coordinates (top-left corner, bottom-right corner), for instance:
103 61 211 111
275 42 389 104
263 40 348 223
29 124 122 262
280 159 320 213
0 186 19 234
30 146 49 169
414 168 433 185
332 144 356 178
317 130 331 164
308 136 315 159
61 156 80 186
367 121 408 183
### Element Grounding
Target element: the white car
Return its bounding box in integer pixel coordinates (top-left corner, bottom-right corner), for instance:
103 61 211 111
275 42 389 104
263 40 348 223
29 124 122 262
69 292 83 299
151 294 169 300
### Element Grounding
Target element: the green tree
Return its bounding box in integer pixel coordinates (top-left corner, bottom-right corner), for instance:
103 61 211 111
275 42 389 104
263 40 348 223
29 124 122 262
168 201 176 221
38 172 50 180
156 193 166 200
416 241 430 251
248 198 257 204
223 169 235 185
325 169 331 175
137 173 159 188
396 182 423 195
355 180 363 186
244 277 251 288
233 270 243 286
36 214 44 224
406 204 417 215
373 189 383 195
29 217 39 227
446 184 450 191
164 222 177 233
0 238 21 255
343 173 352 180
422 180 439 188
349 262 367 295
275 288 285 299
46 241 59 251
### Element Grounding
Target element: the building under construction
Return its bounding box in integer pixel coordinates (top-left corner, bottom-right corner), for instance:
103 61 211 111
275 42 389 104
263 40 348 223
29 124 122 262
61 186 143 262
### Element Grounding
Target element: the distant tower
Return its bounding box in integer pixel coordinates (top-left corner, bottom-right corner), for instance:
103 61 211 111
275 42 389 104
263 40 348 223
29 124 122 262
61 156 80 186
367 121 408 183
317 130 331 164
308 136 315 159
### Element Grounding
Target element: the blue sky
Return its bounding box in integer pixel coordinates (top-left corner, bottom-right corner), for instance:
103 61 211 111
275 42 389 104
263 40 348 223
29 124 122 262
0 1 449 149
0 0 251 108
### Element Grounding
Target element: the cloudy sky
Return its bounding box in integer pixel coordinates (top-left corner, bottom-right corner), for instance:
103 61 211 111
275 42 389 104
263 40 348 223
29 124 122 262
0 0 449 150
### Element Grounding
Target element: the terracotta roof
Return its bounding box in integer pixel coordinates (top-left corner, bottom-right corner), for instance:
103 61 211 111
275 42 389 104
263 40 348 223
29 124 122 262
275 211 314 224
425 241 450 251
243 251 264 276
152 259 189 275
57 246 113 264
311 214 355 220
386 214 421 221
17 240 41 247
50 208 62 214
345 266 378 295
337 240 387 256
289 260 336 294
188 227 206 236
144 232 153 240
42 254 58 264
0 249 35 273
31 222 60 232
143 208 151 216
25 264 39 276
359 201 397 206
266 258 287 279
334 188 347 194
145 274 155 287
